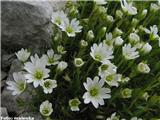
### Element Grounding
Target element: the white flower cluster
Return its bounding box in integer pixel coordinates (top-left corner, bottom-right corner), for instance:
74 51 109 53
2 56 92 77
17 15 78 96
6 0 160 119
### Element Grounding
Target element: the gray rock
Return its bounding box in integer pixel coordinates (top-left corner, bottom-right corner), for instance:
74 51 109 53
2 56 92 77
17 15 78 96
1 1 65 53
1 71 7 80
1 87 33 114
0 107 9 117
19 112 43 120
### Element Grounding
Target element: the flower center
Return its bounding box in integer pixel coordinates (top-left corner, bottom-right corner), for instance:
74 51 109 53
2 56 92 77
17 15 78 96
48 57 54 64
55 17 61 25
106 74 113 82
95 54 102 61
90 87 98 97
44 81 51 88
66 25 73 33
34 70 43 80
75 60 82 65
101 64 109 71
42 108 49 115
70 100 79 107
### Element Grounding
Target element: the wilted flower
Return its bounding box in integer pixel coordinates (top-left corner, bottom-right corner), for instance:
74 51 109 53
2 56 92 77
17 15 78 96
40 100 53 117
15 48 30 62
69 98 81 111
41 79 57 94
24 54 50 88
61 18 82 37
90 43 114 62
43 49 61 66
122 44 139 60
57 61 68 71
83 76 111 108
51 11 68 28
6 72 26 95
120 0 137 15
74 58 84 67
121 88 132 98
137 62 150 74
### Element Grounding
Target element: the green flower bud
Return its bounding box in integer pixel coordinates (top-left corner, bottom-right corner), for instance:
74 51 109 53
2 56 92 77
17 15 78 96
69 98 81 111
113 28 123 37
121 88 132 98
86 30 95 41
116 10 123 19
140 9 147 20
80 40 88 47
74 58 85 67
106 15 114 23
131 18 139 27
57 45 67 54
97 27 107 39
137 62 150 74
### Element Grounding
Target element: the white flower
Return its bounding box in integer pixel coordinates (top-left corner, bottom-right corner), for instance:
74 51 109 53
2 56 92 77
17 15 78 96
95 0 107 5
137 62 150 74
74 58 84 67
106 112 119 120
120 0 137 15
150 3 160 12
24 54 50 88
90 43 114 62
114 36 124 46
103 73 121 87
15 48 30 62
61 18 82 37
122 44 139 60
43 49 61 66
41 79 57 94
80 40 88 47
69 98 81 111
130 117 143 120
98 60 117 78
57 61 68 71
145 25 159 40
129 33 140 44
83 76 111 108
40 100 53 117
6 72 26 95
141 43 152 54
51 11 68 28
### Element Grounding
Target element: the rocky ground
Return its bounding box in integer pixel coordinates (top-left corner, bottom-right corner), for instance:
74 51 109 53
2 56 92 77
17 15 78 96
1 1 65 119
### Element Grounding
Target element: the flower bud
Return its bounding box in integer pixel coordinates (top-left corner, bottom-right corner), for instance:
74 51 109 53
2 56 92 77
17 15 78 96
113 28 123 37
129 33 140 44
142 92 149 101
106 15 114 23
116 10 123 19
140 9 147 19
80 40 88 47
131 18 139 27
114 36 124 46
69 98 81 111
141 43 152 54
86 30 95 41
150 3 159 12
57 61 68 71
57 45 67 54
121 88 132 98
74 58 84 67
97 27 107 39
137 62 150 74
